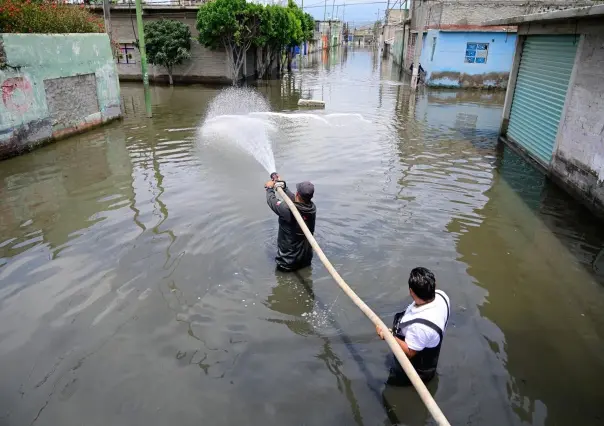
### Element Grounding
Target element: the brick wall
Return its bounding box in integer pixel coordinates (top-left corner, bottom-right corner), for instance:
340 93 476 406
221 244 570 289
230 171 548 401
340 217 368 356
110 14 230 83
552 31 604 213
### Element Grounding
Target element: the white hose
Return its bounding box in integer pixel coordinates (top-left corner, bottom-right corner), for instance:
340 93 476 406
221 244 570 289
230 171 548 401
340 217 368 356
276 186 451 426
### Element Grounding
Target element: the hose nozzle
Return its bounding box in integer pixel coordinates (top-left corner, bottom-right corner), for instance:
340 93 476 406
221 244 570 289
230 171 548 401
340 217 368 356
270 172 279 182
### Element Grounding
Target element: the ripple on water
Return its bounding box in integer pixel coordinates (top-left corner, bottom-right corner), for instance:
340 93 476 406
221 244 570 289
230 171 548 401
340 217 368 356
1 55 603 426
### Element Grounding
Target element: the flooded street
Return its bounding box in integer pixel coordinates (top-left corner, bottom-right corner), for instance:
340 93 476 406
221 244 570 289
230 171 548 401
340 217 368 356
2 48 604 426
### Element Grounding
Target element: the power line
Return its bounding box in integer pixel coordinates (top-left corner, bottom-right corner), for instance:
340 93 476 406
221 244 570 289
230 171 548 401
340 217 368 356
304 0 389 9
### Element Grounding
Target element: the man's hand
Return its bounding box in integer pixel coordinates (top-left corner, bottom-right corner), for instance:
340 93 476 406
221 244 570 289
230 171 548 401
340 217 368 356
376 325 389 340
265 180 275 189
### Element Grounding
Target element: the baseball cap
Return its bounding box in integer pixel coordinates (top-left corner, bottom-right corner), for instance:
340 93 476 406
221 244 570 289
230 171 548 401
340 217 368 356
296 181 315 201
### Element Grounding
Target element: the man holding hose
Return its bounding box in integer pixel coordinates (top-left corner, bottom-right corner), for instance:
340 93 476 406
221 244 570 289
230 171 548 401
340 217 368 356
265 175 316 272
377 267 450 385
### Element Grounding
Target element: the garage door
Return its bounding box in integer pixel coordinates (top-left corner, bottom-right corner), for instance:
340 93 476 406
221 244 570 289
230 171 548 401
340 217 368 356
507 35 578 165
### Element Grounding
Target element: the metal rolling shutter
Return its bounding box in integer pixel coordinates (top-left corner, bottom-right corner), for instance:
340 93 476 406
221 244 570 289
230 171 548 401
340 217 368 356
507 35 578 165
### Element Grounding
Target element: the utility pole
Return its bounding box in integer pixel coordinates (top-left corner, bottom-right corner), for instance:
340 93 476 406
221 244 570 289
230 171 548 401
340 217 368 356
323 0 327 21
102 0 112 43
331 0 335 20
411 0 424 89
385 0 390 23
135 0 152 117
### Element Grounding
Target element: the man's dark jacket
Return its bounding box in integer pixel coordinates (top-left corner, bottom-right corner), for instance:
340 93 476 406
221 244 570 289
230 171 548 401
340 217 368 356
266 187 316 271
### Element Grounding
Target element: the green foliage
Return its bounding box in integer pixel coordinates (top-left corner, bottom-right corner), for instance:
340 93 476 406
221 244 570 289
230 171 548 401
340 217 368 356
196 0 261 50
196 0 315 81
286 8 303 47
144 19 192 76
257 5 289 49
0 0 104 33
302 12 315 42
286 0 312 45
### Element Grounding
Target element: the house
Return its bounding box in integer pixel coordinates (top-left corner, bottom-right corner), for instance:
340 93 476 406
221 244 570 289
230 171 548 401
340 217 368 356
401 0 595 88
353 25 374 46
314 20 343 50
382 8 409 58
383 9 408 45
484 5 604 217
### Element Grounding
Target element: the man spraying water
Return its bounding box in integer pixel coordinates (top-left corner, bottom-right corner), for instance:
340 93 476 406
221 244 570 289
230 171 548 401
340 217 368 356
265 174 316 272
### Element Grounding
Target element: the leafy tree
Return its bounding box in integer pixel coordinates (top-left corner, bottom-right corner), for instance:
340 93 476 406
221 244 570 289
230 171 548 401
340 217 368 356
144 19 192 85
301 12 315 43
285 0 306 72
197 0 263 84
256 4 292 78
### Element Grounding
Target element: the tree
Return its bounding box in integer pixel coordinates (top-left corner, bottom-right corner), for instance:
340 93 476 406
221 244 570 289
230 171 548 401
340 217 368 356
301 12 315 44
197 0 263 85
144 19 192 85
256 4 292 79
285 0 306 72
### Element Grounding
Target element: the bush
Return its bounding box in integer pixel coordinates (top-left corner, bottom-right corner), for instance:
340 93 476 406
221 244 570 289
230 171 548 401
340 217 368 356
0 0 105 33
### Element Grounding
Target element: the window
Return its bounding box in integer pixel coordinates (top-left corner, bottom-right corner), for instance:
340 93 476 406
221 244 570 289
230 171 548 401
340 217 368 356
430 36 437 61
117 43 136 64
465 42 488 64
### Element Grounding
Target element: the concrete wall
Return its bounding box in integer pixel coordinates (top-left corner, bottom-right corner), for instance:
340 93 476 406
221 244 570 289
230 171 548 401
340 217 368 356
0 33 121 160
392 28 405 65
410 0 596 30
108 12 231 84
420 30 517 88
551 31 604 214
499 18 604 217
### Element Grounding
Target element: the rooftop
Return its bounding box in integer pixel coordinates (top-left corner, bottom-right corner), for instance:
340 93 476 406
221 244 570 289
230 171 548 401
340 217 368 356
484 4 604 26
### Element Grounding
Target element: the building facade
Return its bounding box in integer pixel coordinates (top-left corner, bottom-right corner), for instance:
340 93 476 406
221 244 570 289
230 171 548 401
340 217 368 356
416 28 517 88
314 20 343 50
401 0 596 88
90 5 255 84
486 5 604 216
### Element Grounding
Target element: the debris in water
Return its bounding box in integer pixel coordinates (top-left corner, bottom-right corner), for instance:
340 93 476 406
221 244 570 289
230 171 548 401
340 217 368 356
298 99 326 108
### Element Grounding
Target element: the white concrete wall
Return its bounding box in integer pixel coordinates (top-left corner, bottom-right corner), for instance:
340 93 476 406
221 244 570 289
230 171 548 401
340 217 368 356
552 31 604 211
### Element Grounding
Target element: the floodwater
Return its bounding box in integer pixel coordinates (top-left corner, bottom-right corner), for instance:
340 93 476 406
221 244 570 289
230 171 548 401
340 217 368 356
2 48 604 426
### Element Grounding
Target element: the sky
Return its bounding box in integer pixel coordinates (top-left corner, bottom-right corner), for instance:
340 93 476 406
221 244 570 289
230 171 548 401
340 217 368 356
293 0 409 28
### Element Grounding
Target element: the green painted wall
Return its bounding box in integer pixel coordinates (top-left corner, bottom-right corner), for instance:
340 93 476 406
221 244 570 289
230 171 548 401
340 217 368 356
0 33 122 159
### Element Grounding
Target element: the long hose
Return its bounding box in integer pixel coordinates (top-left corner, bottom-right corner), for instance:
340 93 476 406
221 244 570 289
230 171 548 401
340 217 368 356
275 186 451 426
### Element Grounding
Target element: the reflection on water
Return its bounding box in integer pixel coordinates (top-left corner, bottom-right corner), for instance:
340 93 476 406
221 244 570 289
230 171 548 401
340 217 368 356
1 47 604 426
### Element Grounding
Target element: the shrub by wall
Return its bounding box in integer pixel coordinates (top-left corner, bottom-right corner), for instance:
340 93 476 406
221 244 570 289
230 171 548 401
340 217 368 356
0 0 104 33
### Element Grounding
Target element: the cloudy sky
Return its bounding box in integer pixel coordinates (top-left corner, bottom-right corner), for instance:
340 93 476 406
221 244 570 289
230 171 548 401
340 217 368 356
293 0 409 28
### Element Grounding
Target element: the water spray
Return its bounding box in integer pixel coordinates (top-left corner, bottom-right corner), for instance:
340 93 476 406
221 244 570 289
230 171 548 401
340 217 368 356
199 88 450 426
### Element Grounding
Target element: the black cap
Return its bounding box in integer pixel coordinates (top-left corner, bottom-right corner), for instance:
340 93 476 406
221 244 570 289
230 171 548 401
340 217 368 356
296 181 314 201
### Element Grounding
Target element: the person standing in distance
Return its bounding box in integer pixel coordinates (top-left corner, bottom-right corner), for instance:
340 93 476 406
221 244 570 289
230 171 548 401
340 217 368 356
377 267 450 385
265 176 316 272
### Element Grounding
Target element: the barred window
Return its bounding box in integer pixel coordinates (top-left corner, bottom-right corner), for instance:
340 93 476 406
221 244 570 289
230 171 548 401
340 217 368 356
465 42 488 64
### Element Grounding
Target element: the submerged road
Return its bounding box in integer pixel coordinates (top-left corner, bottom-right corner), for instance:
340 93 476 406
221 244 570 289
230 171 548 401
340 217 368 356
1 48 604 425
